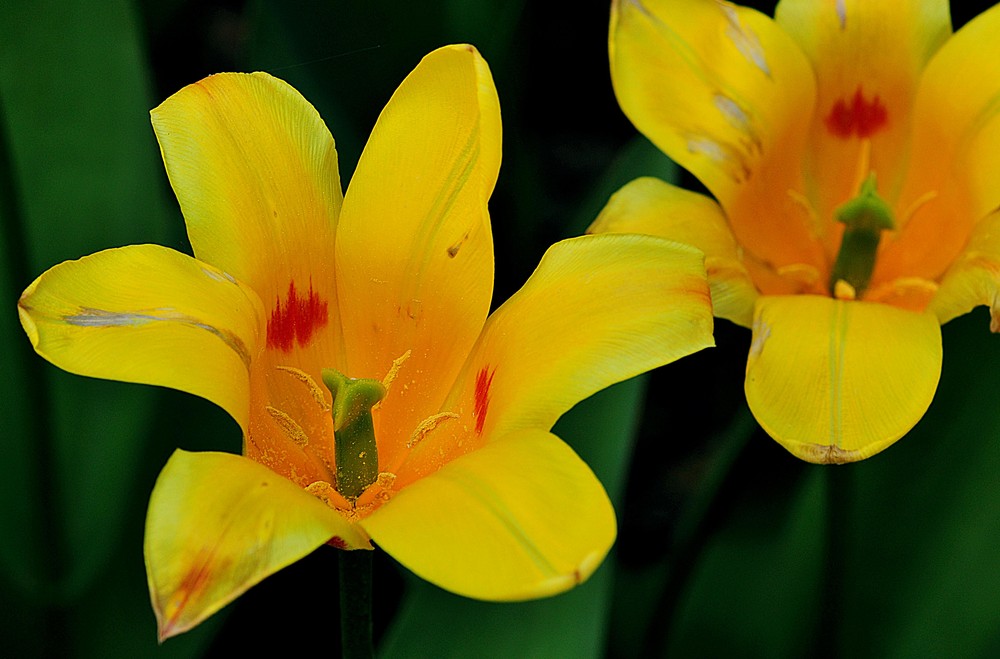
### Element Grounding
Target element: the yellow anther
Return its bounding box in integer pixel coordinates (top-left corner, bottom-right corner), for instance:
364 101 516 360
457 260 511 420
899 190 938 228
265 406 309 446
376 471 397 491
382 349 412 391
275 366 331 412
775 263 820 287
305 480 338 507
833 279 857 300
786 189 822 238
408 412 459 449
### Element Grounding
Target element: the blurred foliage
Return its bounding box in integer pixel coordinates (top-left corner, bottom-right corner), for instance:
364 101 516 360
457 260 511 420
1 0 999 657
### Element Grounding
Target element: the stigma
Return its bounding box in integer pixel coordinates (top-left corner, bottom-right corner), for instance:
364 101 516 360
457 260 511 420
829 173 895 297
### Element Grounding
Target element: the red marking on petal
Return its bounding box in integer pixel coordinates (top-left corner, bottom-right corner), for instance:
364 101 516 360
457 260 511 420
267 280 329 352
473 366 496 436
158 549 220 640
825 86 888 139
328 536 348 550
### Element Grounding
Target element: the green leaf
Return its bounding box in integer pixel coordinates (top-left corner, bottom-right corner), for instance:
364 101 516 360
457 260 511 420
0 0 172 606
662 310 1000 658
840 310 1000 659
565 135 679 237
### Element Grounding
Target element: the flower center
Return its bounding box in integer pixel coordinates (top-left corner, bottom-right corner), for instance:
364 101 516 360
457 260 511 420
829 173 895 298
259 353 464 514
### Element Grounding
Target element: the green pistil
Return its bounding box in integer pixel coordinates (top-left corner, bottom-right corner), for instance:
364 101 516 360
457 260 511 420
322 368 385 502
829 173 895 297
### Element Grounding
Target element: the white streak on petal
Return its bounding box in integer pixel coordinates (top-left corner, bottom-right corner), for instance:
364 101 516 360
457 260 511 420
687 136 728 163
685 135 751 183
719 2 771 77
201 266 238 284
750 317 771 358
714 94 750 131
65 307 253 368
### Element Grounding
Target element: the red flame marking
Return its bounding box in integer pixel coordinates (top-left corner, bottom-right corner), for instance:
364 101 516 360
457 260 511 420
267 280 328 352
473 366 496 436
825 86 888 139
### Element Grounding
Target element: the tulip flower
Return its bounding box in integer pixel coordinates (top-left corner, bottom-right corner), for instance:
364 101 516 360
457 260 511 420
594 0 1000 462
18 44 714 639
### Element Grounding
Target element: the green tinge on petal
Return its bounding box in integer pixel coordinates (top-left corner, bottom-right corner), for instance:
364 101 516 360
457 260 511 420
146 450 370 640
362 429 614 601
745 295 942 463
18 244 263 428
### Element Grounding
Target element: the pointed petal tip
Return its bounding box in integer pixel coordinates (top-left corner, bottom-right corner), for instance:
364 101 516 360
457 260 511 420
155 614 185 644
16 297 39 347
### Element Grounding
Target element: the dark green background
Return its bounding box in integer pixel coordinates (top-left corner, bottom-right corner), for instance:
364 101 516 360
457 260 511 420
2 1 998 656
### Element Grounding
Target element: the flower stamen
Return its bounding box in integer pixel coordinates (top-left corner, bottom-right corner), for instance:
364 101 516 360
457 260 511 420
265 405 309 447
275 365 331 412
786 189 823 238
849 139 873 196
898 189 939 228
407 412 460 449
381 349 412 392
266 406 336 484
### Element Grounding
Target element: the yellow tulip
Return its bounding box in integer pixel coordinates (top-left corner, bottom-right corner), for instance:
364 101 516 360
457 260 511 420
18 45 714 638
595 0 1000 462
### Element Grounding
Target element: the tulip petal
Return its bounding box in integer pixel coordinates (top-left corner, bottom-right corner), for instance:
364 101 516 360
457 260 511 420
362 429 614 601
146 450 369 640
151 72 343 359
17 245 262 427
415 234 712 477
882 4 1000 283
745 295 942 463
775 0 950 236
591 176 758 327
930 210 1000 330
610 0 824 272
335 45 500 467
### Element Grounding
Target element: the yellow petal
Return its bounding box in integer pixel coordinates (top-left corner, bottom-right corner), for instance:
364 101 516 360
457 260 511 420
335 45 501 469
437 234 713 457
610 0 824 272
151 72 343 360
883 4 1000 283
591 176 758 327
146 450 369 640
745 295 942 463
18 245 262 428
775 0 951 233
930 210 1000 330
362 429 614 601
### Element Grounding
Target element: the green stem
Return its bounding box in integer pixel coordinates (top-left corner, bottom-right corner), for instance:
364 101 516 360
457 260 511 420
642 407 757 656
339 549 374 659
817 466 850 659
